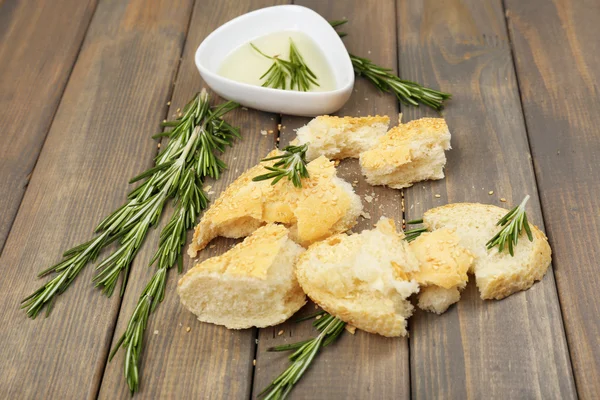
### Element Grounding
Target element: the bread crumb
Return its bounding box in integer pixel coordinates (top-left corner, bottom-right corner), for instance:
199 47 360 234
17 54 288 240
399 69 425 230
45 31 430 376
268 130 274 134
315 314 322 320
488 191 494 195
241 107 248 111
186 327 191 332
334 160 340 167
260 130 268 136
179 322 182 327
345 325 357 334
209 244 216 249
315 305 319 309
154 330 159 335
364 195 373 203
204 185 212 192
277 330 284 336
500 198 507 202
435 194 441 198
361 211 371 220
167 101 171 106
253 359 256 366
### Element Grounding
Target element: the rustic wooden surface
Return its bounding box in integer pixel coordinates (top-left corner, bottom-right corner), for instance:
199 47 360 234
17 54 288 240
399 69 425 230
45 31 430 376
0 0 96 252
1 0 598 398
0 0 194 397
399 0 576 398
504 0 600 398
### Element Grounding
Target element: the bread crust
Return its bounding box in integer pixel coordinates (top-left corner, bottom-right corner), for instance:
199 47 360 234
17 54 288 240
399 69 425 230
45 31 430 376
188 151 363 257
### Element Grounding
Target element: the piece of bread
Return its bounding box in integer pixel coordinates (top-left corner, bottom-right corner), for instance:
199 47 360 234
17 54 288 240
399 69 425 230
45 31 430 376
417 286 461 314
409 229 474 313
359 118 451 189
177 224 306 329
295 218 420 337
293 115 390 161
423 203 552 300
188 150 363 257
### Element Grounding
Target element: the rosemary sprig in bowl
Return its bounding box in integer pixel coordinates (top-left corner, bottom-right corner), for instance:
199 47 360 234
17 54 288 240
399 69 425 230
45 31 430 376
251 39 319 92
253 143 310 188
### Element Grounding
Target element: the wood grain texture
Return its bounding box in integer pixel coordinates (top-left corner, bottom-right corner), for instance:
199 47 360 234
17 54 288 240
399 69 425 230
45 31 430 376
251 1 408 398
398 0 576 398
0 0 96 253
504 0 600 397
97 1 285 398
0 0 194 398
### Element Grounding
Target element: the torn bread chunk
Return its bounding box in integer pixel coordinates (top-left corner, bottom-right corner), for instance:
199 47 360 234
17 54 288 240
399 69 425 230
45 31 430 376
423 203 552 300
295 218 420 337
293 115 390 161
188 150 363 257
409 229 474 314
359 118 451 189
177 224 306 329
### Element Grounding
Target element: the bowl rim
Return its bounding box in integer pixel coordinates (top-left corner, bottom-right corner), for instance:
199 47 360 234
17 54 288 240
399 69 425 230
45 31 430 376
194 4 355 98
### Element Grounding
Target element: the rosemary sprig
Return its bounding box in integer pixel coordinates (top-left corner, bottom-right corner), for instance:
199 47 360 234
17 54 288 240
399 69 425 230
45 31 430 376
404 218 427 242
259 313 346 400
330 19 451 111
486 195 533 256
251 39 319 92
110 167 208 394
252 143 310 188
107 98 238 394
21 91 239 319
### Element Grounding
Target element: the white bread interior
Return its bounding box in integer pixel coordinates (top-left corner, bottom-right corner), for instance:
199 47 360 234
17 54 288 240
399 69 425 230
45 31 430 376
177 224 306 329
293 115 390 161
423 203 552 300
409 229 474 314
417 286 461 314
188 150 363 257
359 118 451 189
295 218 420 337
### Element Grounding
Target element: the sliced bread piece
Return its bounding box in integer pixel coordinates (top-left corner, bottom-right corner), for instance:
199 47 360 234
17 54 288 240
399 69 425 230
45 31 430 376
293 115 390 161
177 224 306 329
409 229 474 313
359 118 451 189
295 218 420 337
188 151 363 256
423 203 552 300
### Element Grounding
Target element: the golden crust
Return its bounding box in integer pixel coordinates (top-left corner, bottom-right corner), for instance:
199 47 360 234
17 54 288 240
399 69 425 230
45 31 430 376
360 118 450 170
310 115 390 129
180 224 289 282
188 151 361 256
423 202 552 300
409 228 474 289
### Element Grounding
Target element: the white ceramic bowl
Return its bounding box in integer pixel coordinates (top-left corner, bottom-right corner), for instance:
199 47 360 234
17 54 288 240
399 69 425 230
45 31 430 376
195 5 354 116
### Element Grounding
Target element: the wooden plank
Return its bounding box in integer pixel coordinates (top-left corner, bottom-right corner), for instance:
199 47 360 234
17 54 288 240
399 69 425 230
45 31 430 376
97 1 286 398
251 1 409 398
503 0 600 397
0 0 194 397
398 0 576 398
0 0 96 253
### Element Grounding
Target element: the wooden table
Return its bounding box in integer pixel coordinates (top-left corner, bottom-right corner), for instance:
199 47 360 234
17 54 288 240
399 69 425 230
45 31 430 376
1 0 598 398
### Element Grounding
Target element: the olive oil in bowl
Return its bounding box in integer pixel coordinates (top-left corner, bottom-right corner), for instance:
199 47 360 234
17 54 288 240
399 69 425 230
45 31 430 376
218 31 336 92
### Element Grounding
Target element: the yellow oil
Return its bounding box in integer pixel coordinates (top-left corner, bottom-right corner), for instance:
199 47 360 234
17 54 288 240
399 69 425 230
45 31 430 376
218 31 336 92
